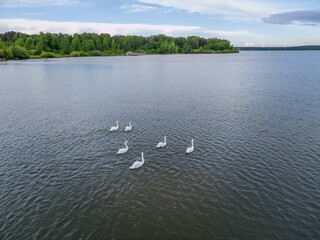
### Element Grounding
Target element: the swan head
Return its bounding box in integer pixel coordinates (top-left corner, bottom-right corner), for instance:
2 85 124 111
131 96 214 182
125 140 128 143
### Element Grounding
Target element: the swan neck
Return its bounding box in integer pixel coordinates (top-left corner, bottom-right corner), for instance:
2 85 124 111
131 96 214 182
116 121 119 127
141 153 144 162
130 122 132 127
125 142 128 148
164 137 166 143
191 139 194 147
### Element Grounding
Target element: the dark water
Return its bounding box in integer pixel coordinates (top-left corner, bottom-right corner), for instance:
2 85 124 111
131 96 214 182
0 52 319 239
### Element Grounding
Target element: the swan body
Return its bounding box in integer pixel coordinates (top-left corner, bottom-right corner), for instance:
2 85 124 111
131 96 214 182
117 141 129 154
156 136 167 148
124 122 133 132
109 121 119 132
186 139 194 154
129 152 145 169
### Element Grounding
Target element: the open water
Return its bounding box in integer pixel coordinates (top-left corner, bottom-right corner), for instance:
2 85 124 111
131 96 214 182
0 52 319 239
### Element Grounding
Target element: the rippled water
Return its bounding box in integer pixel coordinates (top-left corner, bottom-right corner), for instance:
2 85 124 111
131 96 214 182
0 52 319 239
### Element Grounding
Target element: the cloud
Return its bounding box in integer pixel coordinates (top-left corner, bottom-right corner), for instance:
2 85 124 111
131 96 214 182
243 42 266 47
263 9 320 26
243 43 255 47
120 4 158 13
207 30 261 38
137 0 279 20
0 18 259 42
0 0 84 8
0 18 201 36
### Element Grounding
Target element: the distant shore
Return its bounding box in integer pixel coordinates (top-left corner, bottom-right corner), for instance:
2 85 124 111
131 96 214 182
236 46 320 51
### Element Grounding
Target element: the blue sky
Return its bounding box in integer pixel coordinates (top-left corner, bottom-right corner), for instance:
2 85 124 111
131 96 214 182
0 0 320 46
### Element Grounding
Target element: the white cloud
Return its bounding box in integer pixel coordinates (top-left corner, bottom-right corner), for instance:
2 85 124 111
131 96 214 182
244 43 254 47
121 4 158 13
0 18 261 46
0 18 201 36
0 0 84 8
242 42 274 47
207 30 261 38
137 0 281 20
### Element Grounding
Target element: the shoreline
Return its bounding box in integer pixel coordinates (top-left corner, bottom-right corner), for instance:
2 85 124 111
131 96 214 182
0 51 239 62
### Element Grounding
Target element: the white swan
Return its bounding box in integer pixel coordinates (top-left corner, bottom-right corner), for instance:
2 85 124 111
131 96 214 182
129 152 145 169
186 139 194 154
109 121 119 132
156 136 167 148
124 122 133 132
117 140 129 154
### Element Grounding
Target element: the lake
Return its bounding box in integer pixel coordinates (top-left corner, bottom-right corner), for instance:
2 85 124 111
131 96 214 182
0 52 319 239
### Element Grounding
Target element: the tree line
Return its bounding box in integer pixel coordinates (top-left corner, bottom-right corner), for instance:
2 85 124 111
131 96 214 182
0 31 238 60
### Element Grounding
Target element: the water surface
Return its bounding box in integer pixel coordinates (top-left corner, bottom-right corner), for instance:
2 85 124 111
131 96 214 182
0 52 319 239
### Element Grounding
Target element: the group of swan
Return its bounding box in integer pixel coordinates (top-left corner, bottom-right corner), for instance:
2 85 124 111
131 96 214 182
110 121 132 132
109 121 194 170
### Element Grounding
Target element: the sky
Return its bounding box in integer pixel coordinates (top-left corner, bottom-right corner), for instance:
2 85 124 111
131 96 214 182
0 0 320 46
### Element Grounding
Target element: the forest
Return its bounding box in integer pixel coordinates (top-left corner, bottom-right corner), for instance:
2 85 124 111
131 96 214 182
0 31 238 60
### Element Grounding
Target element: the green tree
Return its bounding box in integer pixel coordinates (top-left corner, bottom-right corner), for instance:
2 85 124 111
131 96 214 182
4 47 13 59
71 35 81 51
51 35 60 52
14 38 24 47
0 39 5 49
147 38 154 50
0 49 5 58
12 46 29 59
102 35 111 50
174 37 186 49
39 33 52 52
35 38 44 55
24 37 34 50
86 39 95 51
169 42 178 54
93 35 102 51
183 43 190 53
213 41 230 51
60 35 70 54
111 39 119 53
81 40 87 52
